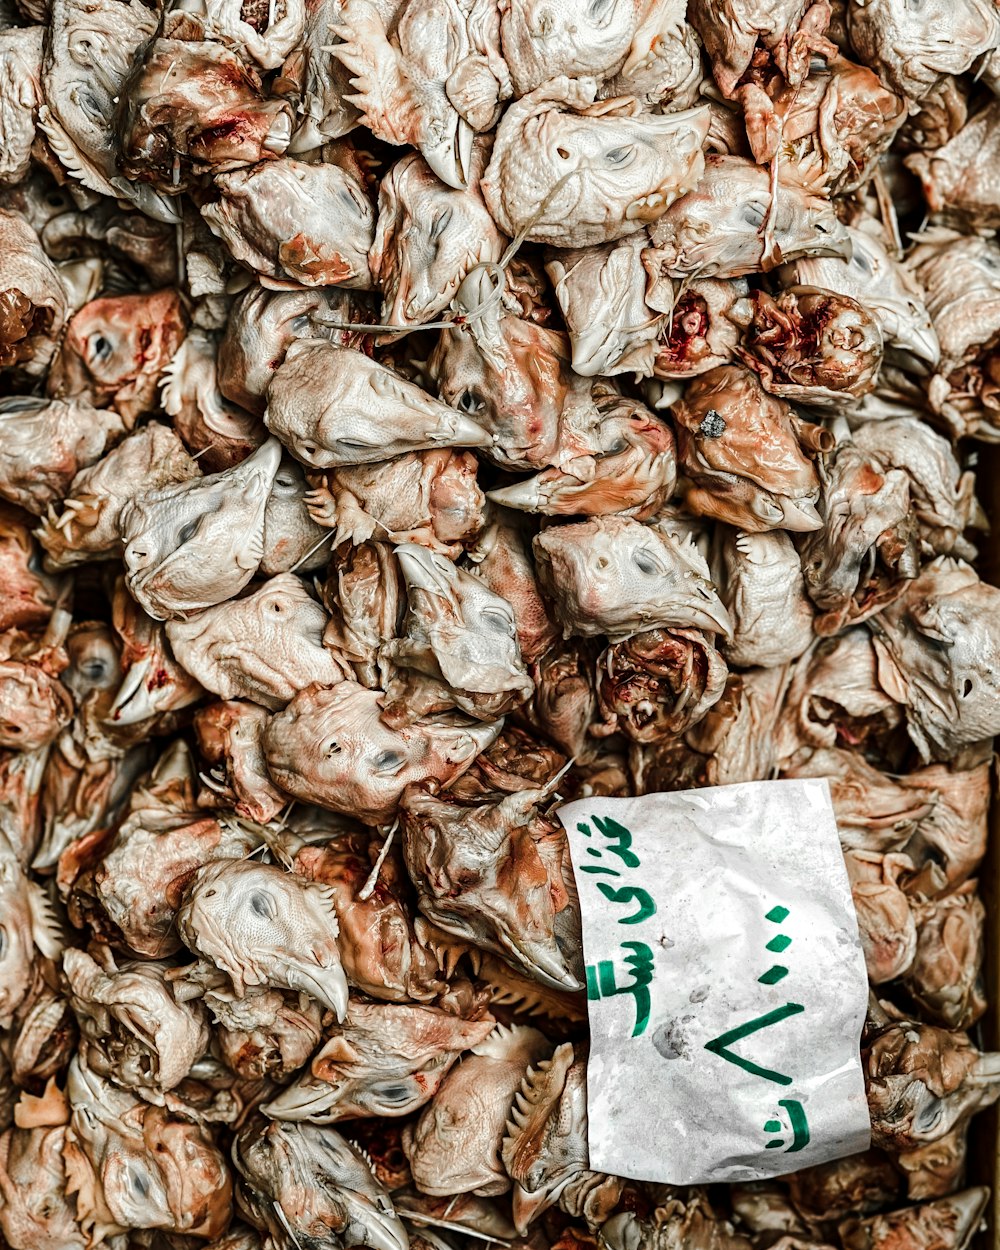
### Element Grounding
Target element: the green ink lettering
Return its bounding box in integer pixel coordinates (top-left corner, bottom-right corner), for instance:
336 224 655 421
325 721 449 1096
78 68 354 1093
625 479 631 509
584 941 654 1037
778 1099 810 1152
595 883 656 925
703 1002 805 1085
591 815 641 867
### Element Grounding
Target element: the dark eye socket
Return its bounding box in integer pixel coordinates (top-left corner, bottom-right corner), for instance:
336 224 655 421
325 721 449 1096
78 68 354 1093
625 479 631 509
127 1167 149 1198
457 389 482 414
178 519 199 544
429 208 453 243
89 333 113 362
588 0 614 14
374 749 404 774
0 927 6 958
81 657 110 682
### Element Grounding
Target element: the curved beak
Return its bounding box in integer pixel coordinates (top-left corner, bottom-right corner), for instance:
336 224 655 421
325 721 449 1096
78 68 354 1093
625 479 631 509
422 116 474 191
262 1076 343 1123
512 1182 560 1234
777 497 824 533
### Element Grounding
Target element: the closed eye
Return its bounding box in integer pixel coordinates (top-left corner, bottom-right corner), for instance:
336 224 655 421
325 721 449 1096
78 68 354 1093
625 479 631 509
373 750 405 775
742 201 767 228
249 889 279 921
178 519 199 544
633 548 665 576
479 606 514 633
430 208 453 243
605 145 635 168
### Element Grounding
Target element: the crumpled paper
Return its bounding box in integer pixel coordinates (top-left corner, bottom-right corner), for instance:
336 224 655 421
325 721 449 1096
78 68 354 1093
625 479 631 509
557 778 871 1184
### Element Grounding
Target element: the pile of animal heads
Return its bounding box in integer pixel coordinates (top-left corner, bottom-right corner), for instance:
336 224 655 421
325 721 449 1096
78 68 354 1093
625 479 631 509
0 0 999 1245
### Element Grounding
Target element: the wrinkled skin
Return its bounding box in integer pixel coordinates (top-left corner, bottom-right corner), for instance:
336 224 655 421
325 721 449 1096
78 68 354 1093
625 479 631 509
0 1122 85 1250
783 224 939 368
194 701 288 825
370 145 506 329
906 228 1000 375
307 448 485 555
735 288 884 406
503 1042 623 1231
40 0 177 221
784 1150 901 1221
799 436 917 636
469 512 560 664
839 1189 989 1250
907 100 1000 230
646 155 851 278
904 884 986 1030
381 543 533 724
520 641 598 760
107 577 206 733
177 858 349 1017
761 53 906 193
844 849 917 984
264 999 495 1122
846 0 1000 101
0 209 67 375
115 16 294 192
600 1191 753 1250
533 514 732 641
209 985 324 1081
714 528 814 667
429 277 572 470
448 722 567 803
867 558 1000 761
489 390 677 521
672 365 825 532
0 396 123 516
0 608 71 751
596 625 728 742
261 455 332 574
902 762 990 892
292 832 447 1003
321 540 406 689
863 1020 1000 1152
263 680 502 823
203 158 376 288
854 419 982 561
0 829 62 1027
64 1057 232 1242
500 0 644 94
688 0 810 95
0 507 62 632
546 233 660 377
234 1117 409 1250
331 0 508 189
94 742 260 957
36 422 200 571
482 76 709 247
776 628 904 769
63 945 211 1096
403 1024 550 1196
47 290 187 425
266 339 492 468
166 573 347 710
401 777 582 990
0 26 44 186
637 664 786 791
161 329 267 473
119 436 282 620
783 747 933 855
217 283 368 417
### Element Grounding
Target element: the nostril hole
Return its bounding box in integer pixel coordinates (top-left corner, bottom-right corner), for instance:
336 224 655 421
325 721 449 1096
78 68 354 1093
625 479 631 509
596 556 609 569
556 147 570 159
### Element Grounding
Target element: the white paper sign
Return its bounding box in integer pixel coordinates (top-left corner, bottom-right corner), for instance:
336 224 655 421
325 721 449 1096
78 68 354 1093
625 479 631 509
557 779 871 1185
